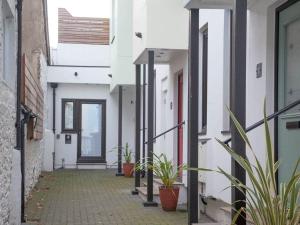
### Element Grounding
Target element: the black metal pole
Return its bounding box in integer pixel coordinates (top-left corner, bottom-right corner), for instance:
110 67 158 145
142 64 146 178
50 83 58 171
188 9 199 225
231 1 247 224
50 83 58 134
143 51 157 207
132 65 141 195
116 86 124 176
16 0 24 222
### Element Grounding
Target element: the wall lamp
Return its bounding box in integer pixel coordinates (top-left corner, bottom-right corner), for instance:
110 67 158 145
135 32 142 39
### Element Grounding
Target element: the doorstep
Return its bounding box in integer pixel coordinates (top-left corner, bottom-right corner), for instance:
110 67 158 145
76 162 107 170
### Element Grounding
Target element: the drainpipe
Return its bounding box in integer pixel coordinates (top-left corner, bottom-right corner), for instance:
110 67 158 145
50 83 58 170
16 0 22 150
50 83 58 133
16 0 24 222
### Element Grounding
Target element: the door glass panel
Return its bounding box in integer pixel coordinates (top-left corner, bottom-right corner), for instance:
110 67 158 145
277 1 300 184
64 102 74 130
284 19 300 109
81 104 102 157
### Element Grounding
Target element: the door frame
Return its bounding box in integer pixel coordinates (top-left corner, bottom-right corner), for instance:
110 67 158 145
274 0 300 184
76 99 107 163
177 70 184 170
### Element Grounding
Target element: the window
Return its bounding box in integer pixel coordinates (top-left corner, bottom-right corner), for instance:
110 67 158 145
154 69 157 138
62 99 76 132
2 0 16 89
222 10 232 133
199 28 208 135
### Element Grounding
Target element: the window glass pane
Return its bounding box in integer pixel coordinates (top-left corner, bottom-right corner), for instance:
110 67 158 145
81 104 102 157
64 102 74 129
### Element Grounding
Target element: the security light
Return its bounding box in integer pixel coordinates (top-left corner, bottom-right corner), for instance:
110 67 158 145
135 32 142 38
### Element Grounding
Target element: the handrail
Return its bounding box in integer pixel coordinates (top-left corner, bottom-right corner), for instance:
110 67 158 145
224 99 300 144
145 121 185 144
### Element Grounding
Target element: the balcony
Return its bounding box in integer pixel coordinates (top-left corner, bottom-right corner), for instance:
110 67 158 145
133 0 189 64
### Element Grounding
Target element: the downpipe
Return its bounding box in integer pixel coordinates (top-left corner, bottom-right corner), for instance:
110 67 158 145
16 0 24 222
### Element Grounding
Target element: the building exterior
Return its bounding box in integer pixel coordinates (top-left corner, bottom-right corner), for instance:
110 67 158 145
0 0 49 224
131 0 300 224
0 0 19 224
0 0 299 224
45 6 135 170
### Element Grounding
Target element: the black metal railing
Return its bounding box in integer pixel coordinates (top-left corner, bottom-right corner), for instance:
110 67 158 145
145 121 185 145
224 99 300 144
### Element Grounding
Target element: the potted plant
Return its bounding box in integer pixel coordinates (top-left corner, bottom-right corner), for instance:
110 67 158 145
192 102 300 225
122 143 134 177
137 153 181 211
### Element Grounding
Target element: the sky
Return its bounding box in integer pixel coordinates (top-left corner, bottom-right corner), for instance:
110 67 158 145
48 0 111 48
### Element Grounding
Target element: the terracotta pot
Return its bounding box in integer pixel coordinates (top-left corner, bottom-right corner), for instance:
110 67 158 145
123 163 134 177
159 186 179 211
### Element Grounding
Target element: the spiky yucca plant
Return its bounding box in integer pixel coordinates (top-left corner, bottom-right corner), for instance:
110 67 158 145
136 153 180 188
123 143 132 164
215 102 300 225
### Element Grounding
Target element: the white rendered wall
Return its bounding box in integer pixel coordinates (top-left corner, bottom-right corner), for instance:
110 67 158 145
197 9 232 203
43 129 54 171
132 0 189 62
110 0 135 91
47 66 111 84
153 51 189 184
194 0 289 204
47 83 135 168
51 43 111 67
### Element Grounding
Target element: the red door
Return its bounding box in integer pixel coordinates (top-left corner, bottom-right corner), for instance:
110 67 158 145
178 74 183 173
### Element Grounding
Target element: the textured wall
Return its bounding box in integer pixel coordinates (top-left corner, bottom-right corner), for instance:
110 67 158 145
0 0 18 224
22 0 48 201
24 53 47 200
0 82 16 225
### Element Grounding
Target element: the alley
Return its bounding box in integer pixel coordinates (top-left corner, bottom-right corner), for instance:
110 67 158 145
25 170 189 225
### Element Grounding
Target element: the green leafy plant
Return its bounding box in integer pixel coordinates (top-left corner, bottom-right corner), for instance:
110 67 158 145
211 101 300 225
136 153 181 188
123 143 132 164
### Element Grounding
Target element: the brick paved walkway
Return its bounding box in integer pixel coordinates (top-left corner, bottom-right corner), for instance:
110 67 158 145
25 170 191 225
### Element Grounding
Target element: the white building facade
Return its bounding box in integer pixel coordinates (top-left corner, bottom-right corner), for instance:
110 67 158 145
46 6 136 170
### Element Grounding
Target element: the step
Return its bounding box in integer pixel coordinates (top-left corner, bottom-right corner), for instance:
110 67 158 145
199 198 231 225
136 187 160 204
220 207 254 225
76 163 107 170
192 223 221 225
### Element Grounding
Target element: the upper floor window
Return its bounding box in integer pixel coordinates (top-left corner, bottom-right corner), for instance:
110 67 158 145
199 27 208 135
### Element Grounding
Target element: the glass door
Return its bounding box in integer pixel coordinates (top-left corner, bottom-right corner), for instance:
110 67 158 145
277 0 300 184
77 100 106 163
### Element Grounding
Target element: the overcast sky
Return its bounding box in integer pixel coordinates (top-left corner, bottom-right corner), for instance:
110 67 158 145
48 0 111 48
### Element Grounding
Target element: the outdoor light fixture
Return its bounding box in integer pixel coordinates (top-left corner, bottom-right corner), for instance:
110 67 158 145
74 72 78 76
135 32 142 38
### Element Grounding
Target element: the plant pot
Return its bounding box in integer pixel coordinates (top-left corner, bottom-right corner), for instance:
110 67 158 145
159 186 179 211
123 163 134 177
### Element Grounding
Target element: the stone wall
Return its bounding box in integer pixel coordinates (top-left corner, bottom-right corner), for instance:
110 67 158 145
0 81 16 225
22 0 48 200
0 0 19 224
24 53 47 200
